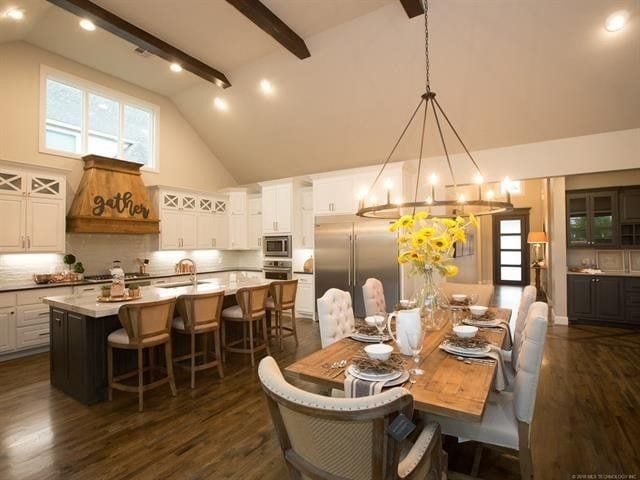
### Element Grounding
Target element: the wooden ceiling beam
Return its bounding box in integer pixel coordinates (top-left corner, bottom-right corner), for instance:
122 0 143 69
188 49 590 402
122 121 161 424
46 0 232 88
226 0 310 60
399 0 424 18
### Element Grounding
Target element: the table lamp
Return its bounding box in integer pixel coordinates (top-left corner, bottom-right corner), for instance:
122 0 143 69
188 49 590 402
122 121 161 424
527 231 548 266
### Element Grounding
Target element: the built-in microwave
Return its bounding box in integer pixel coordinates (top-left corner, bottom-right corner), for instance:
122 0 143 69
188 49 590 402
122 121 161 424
263 235 292 258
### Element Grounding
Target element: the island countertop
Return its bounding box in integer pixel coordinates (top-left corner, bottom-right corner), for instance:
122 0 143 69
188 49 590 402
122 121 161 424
42 278 270 318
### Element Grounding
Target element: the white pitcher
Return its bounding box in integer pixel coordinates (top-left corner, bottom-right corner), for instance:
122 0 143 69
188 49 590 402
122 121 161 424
387 308 421 356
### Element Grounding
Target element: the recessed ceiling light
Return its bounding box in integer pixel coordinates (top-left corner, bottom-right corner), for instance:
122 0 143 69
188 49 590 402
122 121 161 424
79 18 96 31
213 97 228 111
259 79 274 95
169 63 182 73
605 10 629 32
5 8 24 20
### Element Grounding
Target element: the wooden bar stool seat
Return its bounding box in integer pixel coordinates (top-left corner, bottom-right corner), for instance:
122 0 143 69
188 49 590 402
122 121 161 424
221 284 270 367
172 291 224 389
107 298 177 412
266 279 299 350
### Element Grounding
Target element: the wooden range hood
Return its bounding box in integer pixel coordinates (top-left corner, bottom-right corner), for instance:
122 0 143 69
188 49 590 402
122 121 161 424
67 155 160 234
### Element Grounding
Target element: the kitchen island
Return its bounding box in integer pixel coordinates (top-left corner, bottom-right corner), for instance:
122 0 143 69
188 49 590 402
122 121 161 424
43 278 270 405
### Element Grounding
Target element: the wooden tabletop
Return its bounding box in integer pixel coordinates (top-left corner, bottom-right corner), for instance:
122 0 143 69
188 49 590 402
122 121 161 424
285 307 511 423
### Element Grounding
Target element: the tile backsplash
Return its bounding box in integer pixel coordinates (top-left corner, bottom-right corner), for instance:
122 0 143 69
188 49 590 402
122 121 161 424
0 234 262 286
566 248 634 271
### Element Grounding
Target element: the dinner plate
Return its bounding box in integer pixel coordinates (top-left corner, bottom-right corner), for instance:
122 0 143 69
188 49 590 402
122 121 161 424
440 343 492 358
463 318 503 327
346 365 402 382
350 332 391 343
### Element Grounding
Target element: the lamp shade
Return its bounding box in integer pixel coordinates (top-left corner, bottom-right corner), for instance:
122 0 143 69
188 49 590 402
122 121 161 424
527 231 548 244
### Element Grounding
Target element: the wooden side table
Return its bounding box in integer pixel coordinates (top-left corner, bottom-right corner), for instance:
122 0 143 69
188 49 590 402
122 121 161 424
531 265 547 302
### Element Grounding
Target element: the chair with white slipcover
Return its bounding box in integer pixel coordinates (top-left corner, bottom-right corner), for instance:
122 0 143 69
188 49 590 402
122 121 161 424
503 285 537 367
424 301 548 480
362 277 387 317
437 282 494 307
258 356 448 480
317 288 356 348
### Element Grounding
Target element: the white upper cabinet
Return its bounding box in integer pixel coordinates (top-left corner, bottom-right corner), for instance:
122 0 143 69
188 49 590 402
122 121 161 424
301 188 314 248
196 195 228 249
247 196 262 249
157 190 198 250
261 182 292 234
0 165 65 253
313 176 354 215
227 190 248 249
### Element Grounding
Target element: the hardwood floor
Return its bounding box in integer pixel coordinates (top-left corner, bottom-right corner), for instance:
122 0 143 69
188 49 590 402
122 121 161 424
0 317 639 479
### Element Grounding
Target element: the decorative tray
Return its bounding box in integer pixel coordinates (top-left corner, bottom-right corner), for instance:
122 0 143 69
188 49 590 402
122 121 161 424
97 295 142 303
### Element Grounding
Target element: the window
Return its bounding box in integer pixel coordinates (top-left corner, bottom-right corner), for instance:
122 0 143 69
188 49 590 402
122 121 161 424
41 67 158 170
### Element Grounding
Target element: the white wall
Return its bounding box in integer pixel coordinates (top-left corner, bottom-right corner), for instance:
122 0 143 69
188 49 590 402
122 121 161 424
0 41 236 193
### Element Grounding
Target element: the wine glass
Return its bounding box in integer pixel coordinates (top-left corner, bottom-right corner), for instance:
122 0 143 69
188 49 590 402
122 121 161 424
374 313 386 343
469 293 480 306
406 328 426 376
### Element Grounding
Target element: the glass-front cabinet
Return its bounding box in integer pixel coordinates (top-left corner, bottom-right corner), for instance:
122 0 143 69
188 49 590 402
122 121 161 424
566 190 618 248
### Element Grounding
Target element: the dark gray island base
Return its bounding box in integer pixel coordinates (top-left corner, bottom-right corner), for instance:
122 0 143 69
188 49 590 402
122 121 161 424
50 308 122 405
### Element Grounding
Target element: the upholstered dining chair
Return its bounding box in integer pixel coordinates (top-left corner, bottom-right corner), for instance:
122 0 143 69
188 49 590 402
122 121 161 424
258 356 448 480
362 277 387 316
438 281 494 307
425 301 548 480
107 297 177 412
317 288 355 348
503 285 537 367
266 279 299 349
221 284 270 367
172 290 225 388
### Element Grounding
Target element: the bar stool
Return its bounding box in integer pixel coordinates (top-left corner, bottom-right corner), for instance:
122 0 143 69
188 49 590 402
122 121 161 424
172 291 224 389
107 298 177 412
266 279 299 349
221 284 270 367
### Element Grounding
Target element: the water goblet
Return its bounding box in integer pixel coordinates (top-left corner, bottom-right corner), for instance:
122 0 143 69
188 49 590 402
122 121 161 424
374 312 386 343
406 329 426 376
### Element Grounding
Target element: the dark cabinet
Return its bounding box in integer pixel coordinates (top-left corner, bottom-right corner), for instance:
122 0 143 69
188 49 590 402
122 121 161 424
50 308 121 405
620 189 640 248
566 191 618 248
568 275 639 327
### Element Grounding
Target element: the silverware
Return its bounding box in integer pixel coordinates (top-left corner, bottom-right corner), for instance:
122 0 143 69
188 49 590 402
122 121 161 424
455 356 495 366
330 367 347 378
323 359 347 374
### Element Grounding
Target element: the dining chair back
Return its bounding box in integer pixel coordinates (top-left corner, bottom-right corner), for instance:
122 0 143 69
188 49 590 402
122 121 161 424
362 277 386 316
118 298 175 343
317 288 355 348
176 291 224 331
438 281 494 307
236 285 270 320
258 356 447 480
512 286 537 367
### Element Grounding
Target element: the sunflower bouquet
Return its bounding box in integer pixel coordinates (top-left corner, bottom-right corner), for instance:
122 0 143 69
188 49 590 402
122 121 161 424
389 211 478 278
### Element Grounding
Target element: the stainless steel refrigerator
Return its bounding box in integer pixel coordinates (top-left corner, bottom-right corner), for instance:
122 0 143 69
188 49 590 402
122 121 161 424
314 220 399 318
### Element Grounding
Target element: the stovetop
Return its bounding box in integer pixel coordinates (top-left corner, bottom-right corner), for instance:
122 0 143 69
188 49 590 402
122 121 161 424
84 272 151 283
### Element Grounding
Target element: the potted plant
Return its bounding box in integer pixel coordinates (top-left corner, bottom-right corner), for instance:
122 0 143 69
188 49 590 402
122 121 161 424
100 285 111 299
63 254 76 272
128 282 141 298
73 262 85 280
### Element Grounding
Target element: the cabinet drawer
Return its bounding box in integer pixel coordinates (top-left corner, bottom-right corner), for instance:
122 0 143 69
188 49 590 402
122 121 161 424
624 308 640 325
0 292 16 308
16 323 49 349
17 287 73 305
625 277 640 293
16 304 50 327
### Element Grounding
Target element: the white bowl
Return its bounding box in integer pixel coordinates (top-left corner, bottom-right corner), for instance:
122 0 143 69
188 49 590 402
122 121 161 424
468 305 488 316
451 294 467 302
399 299 411 307
364 316 377 326
364 344 393 361
453 325 478 338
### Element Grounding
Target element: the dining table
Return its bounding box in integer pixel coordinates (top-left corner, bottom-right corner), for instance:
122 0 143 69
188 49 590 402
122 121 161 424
284 307 511 423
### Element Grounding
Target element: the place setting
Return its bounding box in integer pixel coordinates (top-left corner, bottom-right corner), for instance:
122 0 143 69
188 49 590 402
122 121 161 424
461 305 513 348
349 313 392 343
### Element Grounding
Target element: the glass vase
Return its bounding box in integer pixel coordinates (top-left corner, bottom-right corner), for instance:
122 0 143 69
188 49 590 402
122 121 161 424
412 268 445 331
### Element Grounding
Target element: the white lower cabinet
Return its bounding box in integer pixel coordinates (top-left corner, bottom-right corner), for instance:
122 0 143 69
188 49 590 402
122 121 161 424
294 274 314 319
0 306 16 353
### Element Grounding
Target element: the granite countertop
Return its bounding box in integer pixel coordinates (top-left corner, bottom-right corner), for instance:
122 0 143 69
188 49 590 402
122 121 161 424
567 269 640 277
0 267 263 293
42 278 271 318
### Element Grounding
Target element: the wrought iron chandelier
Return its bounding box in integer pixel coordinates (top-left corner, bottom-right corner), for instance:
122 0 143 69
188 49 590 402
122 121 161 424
356 0 514 219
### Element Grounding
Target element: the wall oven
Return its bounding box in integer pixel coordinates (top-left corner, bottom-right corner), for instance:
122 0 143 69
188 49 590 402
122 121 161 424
263 235 292 258
263 260 292 280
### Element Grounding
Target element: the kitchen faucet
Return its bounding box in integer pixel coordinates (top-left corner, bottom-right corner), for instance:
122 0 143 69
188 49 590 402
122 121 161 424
177 258 197 286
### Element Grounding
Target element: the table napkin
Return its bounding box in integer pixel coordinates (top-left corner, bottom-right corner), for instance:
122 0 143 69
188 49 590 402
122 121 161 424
486 346 509 392
344 374 386 398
